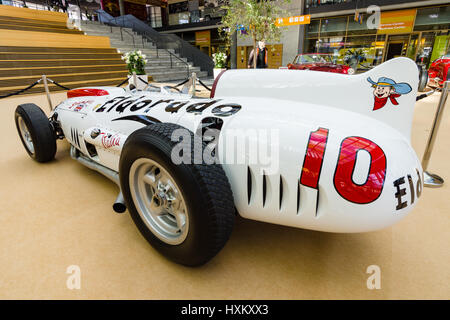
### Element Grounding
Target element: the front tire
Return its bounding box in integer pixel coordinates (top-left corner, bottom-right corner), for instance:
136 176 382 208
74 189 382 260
119 123 235 266
14 103 56 162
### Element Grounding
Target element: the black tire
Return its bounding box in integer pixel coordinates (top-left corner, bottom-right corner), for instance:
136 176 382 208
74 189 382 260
14 103 56 163
119 123 235 266
418 65 428 92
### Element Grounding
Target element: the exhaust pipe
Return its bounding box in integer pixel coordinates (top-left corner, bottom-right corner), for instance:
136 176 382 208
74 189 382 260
113 192 127 213
70 146 127 213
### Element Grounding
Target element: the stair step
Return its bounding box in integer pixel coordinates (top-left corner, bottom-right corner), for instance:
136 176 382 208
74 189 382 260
0 46 118 54
146 66 200 73
0 65 127 77
0 24 83 35
84 32 137 40
0 59 125 68
152 71 208 82
81 26 134 33
146 61 193 67
0 53 122 60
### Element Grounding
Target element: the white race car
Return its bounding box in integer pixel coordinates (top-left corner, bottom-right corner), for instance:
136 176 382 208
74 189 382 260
15 57 422 266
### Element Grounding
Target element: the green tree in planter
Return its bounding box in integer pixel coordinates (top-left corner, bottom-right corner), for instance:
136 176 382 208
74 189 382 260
213 52 227 68
122 50 147 75
221 0 289 68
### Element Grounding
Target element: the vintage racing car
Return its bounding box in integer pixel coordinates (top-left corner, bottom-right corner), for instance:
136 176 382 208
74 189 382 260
15 57 422 266
427 54 450 90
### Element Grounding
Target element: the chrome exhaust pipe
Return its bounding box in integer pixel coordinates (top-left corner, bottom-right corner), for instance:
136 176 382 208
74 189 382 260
113 192 127 213
70 146 127 213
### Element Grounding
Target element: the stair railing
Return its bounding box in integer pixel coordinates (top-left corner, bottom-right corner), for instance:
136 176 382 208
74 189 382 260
96 10 212 77
97 12 191 79
120 27 135 47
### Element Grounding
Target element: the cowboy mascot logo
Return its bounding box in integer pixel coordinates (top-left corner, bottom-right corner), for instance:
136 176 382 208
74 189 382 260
367 77 412 111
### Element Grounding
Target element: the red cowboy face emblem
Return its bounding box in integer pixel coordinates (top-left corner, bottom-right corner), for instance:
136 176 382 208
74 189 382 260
367 77 412 111
373 85 394 99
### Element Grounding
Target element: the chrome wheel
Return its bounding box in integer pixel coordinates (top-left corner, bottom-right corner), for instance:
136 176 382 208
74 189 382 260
18 116 34 154
129 158 189 245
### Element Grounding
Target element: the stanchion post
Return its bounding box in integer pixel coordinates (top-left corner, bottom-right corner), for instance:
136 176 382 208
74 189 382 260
42 75 53 111
421 81 449 188
132 71 137 88
191 72 197 97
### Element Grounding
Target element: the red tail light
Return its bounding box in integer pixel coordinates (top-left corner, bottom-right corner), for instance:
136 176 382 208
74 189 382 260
67 88 110 99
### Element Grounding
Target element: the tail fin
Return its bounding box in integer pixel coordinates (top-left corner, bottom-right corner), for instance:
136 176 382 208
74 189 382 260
214 57 419 141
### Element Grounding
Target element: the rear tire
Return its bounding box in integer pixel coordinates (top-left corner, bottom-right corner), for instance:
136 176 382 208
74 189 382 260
119 123 235 266
14 103 56 163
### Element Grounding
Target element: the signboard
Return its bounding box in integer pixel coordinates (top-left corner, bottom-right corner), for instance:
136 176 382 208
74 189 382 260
267 44 283 69
195 30 210 46
377 9 417 34
275 15 311 27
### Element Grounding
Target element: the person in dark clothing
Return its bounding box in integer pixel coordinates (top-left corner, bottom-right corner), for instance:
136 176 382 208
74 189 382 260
248 41 268 69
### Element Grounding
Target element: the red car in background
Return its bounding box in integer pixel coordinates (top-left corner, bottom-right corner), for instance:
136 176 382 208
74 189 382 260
287 53 355 75
428 54 450 89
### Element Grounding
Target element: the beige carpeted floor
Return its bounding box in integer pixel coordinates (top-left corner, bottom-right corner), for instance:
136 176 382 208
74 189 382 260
0 89 448 299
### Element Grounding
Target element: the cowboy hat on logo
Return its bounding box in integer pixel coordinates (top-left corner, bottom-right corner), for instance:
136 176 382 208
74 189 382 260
367 77 412 95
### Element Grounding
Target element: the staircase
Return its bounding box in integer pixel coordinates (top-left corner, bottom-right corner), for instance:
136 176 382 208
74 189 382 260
0 5 128 97
80 20 208 82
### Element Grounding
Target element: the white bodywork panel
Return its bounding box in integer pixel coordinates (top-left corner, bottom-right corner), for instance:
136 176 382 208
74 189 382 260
53 57 423 233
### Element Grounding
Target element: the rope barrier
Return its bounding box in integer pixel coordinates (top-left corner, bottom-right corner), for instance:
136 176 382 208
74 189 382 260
116 78 130 87
197 79 212 92
131 75 211 92
46 78 72 91
0 79 42 99
0 72 207 100
137 77 149 85
416 90 435 101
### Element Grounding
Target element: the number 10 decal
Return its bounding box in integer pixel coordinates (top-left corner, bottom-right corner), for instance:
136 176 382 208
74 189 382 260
300 128 387 204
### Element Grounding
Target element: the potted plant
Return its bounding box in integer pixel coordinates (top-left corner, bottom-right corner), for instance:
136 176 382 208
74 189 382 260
212 51 227 78
344 49 367 72
122 50 148 90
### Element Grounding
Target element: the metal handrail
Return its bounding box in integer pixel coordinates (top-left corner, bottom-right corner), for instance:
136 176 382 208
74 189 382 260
98 13 191 78
93 10 190 77
120 27 135 47
96 10 212 77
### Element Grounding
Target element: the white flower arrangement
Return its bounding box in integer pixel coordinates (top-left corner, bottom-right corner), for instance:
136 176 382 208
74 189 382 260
121 50 148 75
212 52 227 69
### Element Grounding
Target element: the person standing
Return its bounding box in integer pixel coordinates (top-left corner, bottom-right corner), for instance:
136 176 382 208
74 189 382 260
248 41 268 69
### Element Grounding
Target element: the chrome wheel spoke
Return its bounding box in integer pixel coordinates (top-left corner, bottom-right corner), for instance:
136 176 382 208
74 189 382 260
143 172 157 191
174 210 187 233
